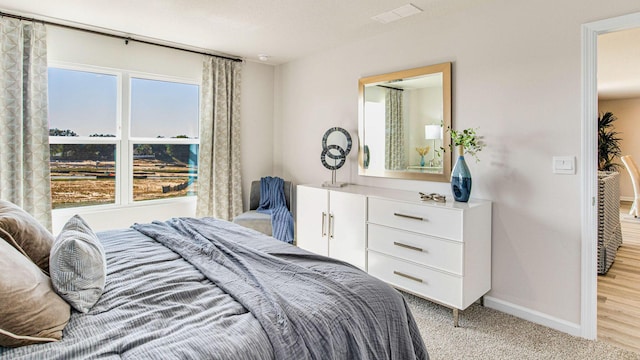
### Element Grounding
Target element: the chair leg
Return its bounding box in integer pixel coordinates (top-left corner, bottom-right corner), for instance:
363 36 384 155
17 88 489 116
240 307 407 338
631 200 638 218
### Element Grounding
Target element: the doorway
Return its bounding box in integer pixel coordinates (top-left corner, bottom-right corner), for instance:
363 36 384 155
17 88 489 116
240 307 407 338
582 12 640 344
595 27 640 353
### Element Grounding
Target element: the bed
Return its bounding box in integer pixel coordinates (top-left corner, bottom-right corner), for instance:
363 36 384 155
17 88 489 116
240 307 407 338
0 215 428 359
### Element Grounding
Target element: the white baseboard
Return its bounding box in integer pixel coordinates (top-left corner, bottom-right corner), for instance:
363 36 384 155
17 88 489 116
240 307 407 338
620 196 633 202
483 296 582 337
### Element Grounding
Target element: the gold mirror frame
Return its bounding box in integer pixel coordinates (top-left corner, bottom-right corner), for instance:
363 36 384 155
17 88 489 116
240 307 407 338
358 62 452 182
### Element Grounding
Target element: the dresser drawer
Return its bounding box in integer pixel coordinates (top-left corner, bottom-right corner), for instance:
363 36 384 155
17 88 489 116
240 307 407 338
368 198 462 241
367 224 462 275
368 251 462 308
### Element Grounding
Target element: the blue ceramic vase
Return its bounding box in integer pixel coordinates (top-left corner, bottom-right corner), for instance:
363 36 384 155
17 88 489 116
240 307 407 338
420 155 425 167
451 145 472 202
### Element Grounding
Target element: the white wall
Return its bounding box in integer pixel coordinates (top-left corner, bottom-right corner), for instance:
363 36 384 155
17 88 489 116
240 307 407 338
598 97 640 200
240 61 275 210
47 27 274 233
275 0 640 331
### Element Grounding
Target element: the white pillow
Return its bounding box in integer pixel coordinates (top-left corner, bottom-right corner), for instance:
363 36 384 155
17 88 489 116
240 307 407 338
50 215 106 313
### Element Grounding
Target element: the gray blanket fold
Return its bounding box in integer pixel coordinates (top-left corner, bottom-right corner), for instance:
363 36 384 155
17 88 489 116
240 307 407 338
132 217 427 360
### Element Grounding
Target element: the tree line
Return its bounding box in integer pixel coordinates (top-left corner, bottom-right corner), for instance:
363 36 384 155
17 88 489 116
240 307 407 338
49 129 197 164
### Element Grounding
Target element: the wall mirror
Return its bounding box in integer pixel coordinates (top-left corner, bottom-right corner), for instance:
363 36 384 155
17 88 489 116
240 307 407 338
358 62 452 182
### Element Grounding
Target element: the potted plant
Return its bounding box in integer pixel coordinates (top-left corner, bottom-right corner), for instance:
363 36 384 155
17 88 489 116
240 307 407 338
598 112 622 172
449 127 485 161
447 127 485 202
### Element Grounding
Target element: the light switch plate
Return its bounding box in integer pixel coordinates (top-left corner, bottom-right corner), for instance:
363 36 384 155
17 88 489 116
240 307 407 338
553 156 575 174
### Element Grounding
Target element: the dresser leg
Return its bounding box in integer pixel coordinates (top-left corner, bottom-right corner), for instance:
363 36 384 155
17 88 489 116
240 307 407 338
453 308 459 327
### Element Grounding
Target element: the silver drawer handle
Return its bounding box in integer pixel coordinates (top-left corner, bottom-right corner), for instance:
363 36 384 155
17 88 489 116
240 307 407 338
329 213 335 239
393 271 423 283
321 212 327 237
393 242 424 252
393 212 424 221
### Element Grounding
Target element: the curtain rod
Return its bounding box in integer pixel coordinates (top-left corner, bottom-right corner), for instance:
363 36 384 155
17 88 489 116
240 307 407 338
378 85 404 91
0 10 243 63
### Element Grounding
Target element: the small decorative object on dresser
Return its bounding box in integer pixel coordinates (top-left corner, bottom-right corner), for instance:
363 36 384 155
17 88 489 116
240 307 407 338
451 145 472 202
320 127 352 188
448 127 485 202
419 192 446 203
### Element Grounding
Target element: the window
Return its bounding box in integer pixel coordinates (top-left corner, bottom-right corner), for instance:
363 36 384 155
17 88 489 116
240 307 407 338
49 68 119 209
48 67 199 209
130 77 199 202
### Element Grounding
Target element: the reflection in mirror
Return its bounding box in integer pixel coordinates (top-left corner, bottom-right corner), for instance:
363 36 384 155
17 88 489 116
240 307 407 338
358 62 451 182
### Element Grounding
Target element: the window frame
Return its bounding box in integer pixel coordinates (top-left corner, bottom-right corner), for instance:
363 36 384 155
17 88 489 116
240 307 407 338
48 62 200 211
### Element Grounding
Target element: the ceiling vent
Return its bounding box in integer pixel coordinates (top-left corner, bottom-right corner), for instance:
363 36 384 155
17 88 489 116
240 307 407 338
371 4 423 24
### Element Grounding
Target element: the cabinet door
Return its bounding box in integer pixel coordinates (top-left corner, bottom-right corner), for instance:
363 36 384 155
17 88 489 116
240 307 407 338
296 186 329 256
329 191 366 269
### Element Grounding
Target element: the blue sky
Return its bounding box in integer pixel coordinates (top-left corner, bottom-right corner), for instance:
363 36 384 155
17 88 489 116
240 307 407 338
48 68 199 138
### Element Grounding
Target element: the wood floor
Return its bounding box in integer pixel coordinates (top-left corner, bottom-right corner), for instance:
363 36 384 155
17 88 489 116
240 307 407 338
597 201 640 353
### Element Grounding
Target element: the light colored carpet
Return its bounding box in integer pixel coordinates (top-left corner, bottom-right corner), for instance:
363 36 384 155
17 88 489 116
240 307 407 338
403 292 640 360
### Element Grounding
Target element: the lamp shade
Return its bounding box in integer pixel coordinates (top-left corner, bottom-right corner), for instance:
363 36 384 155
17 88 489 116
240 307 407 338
425 124 442 140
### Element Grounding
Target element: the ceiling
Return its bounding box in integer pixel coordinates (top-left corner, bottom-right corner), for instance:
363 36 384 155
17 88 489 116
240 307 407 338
0 0 490 65
598 27 640 100
0 0 636 97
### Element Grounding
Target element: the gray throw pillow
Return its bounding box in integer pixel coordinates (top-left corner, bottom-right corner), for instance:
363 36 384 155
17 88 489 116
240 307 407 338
0 238 70 347
0 200 55 273
50 215 106 313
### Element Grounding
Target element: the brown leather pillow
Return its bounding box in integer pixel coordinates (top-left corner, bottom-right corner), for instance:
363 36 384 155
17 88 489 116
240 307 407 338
0 200 54 273
0 239 70 347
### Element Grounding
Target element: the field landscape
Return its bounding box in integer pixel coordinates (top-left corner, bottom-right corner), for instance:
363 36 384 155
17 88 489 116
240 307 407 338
50 146 198 209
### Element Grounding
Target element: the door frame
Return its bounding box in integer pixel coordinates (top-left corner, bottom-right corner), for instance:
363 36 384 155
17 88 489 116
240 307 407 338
581 11 640 339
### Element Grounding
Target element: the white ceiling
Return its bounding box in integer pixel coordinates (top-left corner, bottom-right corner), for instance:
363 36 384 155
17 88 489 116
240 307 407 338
0 0 636 97
598 27 640 100
0 0 490 65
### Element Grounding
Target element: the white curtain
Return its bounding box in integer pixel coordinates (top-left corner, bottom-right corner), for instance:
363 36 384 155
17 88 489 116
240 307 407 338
0 18 52 230
385 88 406 170
196 56 243 220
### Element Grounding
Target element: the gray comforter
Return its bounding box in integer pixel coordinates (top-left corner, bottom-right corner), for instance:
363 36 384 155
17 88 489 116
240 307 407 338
1 217 428 360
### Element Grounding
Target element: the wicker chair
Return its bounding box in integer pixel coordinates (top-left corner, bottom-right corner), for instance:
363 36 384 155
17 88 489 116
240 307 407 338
597 171 623 274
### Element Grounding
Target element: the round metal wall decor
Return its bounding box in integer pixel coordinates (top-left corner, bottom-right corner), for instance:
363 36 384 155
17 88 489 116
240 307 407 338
321 144 346 170
321 127 352 170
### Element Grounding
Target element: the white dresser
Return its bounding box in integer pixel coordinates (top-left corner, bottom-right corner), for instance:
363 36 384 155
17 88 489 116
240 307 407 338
296 184 492 326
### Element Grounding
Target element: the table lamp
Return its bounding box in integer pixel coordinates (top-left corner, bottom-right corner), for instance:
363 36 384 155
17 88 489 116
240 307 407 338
424 124 442 167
